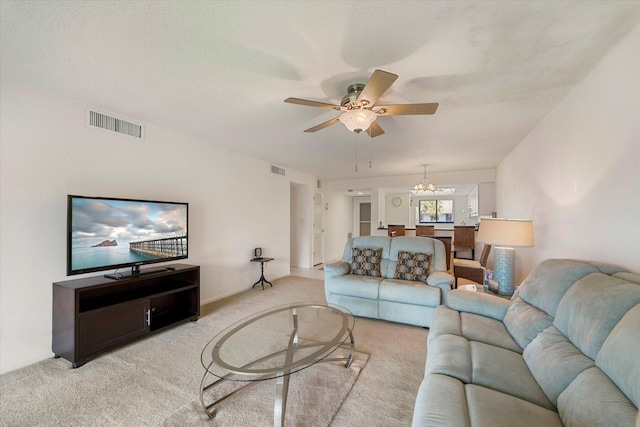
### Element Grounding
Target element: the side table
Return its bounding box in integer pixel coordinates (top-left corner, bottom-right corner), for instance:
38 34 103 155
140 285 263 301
251 257 274 290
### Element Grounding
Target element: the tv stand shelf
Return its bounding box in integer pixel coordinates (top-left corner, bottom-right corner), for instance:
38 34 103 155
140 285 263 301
53 264 200 368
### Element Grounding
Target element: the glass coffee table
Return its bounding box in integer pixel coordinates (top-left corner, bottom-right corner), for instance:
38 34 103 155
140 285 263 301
199 302 355 426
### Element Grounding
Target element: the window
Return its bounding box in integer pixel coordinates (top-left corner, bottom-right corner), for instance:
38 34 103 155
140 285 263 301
419 199 454 223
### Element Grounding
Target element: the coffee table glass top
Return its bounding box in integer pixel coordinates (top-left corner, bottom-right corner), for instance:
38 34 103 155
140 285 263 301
201 302 354 382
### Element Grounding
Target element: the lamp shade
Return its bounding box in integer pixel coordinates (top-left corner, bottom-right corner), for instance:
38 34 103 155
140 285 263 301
477 218 534 247
338 109 377 133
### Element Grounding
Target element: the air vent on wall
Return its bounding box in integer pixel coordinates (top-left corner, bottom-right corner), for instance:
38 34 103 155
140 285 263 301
87 108 144 140
271 165 286 176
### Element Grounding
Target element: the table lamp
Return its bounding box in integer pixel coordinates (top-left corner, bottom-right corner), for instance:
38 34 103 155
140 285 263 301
477 218 534 296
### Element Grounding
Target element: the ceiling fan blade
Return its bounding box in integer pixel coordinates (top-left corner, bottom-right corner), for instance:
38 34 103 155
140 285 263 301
366 121 385 138
304 117 341 133
356 70 398 106
374 103 439 116
284 97 341 110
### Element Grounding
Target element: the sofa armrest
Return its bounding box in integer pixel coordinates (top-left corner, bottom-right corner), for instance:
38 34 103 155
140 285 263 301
447 289 510 321
324 261 350 278
427 271 454 287
427 272 454 305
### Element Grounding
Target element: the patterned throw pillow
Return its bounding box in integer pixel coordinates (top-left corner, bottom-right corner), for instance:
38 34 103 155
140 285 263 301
394 250 431 283
351 247 382 277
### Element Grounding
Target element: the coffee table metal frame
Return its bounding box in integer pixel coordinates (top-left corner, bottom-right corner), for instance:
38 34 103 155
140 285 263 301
199 302 355 427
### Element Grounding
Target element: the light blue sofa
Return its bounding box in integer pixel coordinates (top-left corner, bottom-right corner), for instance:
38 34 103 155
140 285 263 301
412 259 640 427
324 236 454 327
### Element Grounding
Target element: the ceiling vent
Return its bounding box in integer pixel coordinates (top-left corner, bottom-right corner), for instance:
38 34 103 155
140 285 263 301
270 165 286 176
87 108 144 140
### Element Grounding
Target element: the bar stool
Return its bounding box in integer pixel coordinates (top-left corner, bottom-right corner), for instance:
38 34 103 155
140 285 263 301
416 225 435 236
453 225 476 260
388 225 405 237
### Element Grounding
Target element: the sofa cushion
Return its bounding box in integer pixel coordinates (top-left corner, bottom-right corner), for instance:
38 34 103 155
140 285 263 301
427 305 521 354
324 274 382 299
461 312 522 354
342 236 391 261
393 250 431 283
427 306 462 346
557 367 638 427
596 304 640 408
412 374 471 427
553 272 640 360
515 259 599 318
470 341 554 410
613 271 640 285
466 385 563 427
424 334 472 384
502 260 616 356
503 296 554 350
379 278 441 306
523 325 595 406
378 301 435 327
350 247 382 277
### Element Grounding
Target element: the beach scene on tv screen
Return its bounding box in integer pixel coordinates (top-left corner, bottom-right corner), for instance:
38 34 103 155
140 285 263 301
71 198 187 271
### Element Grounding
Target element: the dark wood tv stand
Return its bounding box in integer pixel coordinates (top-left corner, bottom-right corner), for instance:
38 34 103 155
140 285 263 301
53 263 200 368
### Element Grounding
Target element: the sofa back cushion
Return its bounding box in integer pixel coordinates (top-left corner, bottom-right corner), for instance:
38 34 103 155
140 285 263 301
342 236 391 276
613 271 640 285
523 325 595 406
595 303 640 408
515 259 600 317
557 366 638 427
386 237 446 279
553 273 640 360
503 259 599 350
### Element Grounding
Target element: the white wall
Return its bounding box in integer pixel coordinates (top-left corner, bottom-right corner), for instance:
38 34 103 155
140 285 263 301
385 193 412 226
496 24 640 281
0 82 316 373
290 182 311 268
324 192 353 262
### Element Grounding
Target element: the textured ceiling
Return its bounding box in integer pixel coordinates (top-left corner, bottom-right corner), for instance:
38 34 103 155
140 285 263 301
2 1 639 180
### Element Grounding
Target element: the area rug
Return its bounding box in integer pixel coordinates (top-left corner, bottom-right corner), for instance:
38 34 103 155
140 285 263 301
161 349 368 426
0 276 369 426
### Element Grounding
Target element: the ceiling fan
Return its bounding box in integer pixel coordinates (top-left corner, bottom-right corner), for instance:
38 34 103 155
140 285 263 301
284 69 438 137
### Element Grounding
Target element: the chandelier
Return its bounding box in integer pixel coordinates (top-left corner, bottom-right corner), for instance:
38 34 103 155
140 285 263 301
411 164 437 194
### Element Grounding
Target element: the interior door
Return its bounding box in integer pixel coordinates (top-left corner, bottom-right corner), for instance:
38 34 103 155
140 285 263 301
312 191 324 266
354 197 372 237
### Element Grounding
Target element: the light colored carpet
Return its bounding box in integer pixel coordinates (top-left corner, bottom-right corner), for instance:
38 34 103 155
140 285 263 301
0 276 427 426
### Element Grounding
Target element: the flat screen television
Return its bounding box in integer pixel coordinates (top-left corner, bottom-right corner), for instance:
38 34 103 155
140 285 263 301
67 195 188 277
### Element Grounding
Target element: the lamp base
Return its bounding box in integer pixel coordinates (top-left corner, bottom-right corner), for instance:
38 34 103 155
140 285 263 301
493 247 516 296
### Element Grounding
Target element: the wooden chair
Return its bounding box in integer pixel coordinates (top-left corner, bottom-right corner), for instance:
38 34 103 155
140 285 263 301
387 225 405 237
415 225 435 236
453 225 476 260
453 244 492 288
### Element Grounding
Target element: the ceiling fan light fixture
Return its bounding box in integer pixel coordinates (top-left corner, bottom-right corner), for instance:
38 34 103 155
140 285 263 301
338 109 377 133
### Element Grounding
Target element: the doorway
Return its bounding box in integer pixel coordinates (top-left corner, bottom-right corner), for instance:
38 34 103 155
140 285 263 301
354 197 372 237
312 190 325 266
